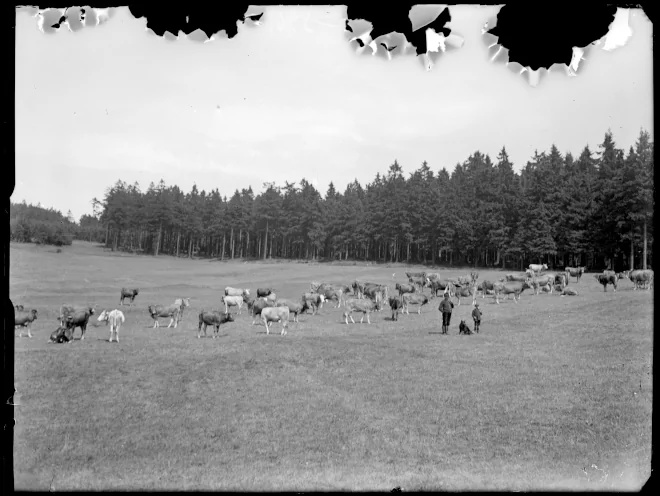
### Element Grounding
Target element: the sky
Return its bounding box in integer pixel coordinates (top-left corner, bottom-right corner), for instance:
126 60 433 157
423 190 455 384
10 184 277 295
14 6 653 221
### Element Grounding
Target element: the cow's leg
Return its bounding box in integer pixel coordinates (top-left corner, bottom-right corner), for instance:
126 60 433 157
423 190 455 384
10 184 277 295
350 315 356 324
367 313 371 324
80 325 86 340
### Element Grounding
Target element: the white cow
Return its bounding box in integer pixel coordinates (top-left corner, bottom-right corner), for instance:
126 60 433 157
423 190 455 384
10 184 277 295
97 309 125 342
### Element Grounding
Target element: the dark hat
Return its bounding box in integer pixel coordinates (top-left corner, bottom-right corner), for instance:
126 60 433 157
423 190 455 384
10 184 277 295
444 292 449 298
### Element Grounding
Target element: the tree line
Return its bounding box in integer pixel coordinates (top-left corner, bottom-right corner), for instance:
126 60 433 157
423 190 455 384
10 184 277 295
10 201 77 246
12 129 653 271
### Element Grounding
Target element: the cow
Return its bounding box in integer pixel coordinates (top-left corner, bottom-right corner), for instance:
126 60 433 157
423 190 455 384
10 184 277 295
342 298 379 324
528 263 548 275
59 304 95 327
554 273 569 289
276 299 311 323
224 287 250 298
452 283 477 306
248 298 275 325
428 279 453 298
148 304 181 328
525 269 536 278
363 284 389 303
15 308 38 338
261 306 290 335
63 307 95 340
174 297 191 321
321 287 344 308
529 275 555 295
97 309 125 343
197 310 233 338
628 269 654 290
408 276 427 290
470 271 479 283
458 320 473 335
310 281 323 293
388 296 404 321
402 293 429 314
405 271 426 280
505 273 530 283
457 275 472 286
302 292 325 315
223 294 249 315
257 288 274 298
262 292 277 303
595 273 618 292
395 283 417 297
119 288 139 306
565 266 586 283
494 281 533 304
559 287 579 297
352 280 365 298
48 325 73 344
478 280 497 298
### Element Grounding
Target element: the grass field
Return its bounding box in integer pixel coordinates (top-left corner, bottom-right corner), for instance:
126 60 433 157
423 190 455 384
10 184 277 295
11 241 652 491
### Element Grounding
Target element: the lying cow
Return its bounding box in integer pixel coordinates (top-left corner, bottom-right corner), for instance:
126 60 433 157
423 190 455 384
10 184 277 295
302 292 325 315
15 308 38 338
261 306 290 335
629 269 654 290
97 309 125 342
148 304 180 328
63 307 95 340
48 325 73 344
342 298 379 324
388 296 404 321
225 287 250 298
119 288 139 306
276 298 311 323
494 281 533 304
565 266 585 283
529 263 548 275
559 287 579 297
223 294 249 315
198 310 234 338
595 273 618 292
257 288 274 298
402 293 429 314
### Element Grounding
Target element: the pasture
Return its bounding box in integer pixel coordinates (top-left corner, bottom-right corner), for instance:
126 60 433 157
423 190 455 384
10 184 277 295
11 241 652 491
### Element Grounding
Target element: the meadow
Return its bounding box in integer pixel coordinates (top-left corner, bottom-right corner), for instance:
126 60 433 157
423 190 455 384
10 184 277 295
11 241 652 491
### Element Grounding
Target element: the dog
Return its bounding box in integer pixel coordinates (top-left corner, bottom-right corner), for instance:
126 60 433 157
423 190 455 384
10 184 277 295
458 320 473 335
48 325 73 344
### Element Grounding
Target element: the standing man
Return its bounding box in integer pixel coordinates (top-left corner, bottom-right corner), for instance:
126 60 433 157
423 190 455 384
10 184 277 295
438 292 454 334
472 303 482 333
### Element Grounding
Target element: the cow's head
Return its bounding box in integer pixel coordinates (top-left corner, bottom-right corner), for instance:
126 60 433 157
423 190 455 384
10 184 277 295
97 310 109 322
133 289 140 295
29 309 38 319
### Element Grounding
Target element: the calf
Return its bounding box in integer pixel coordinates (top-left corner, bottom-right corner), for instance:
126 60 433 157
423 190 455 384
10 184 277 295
261 306 290 335
565 266 585 283
595 273 618 292
223 295 250 315
48 325 73 344
64 307 95 340
402 293 429 314
342 298 379 324
494 281 533 304
388 296 404 321
225 287 250 298
559 287 579 297
453 284 477 306
148 304 180 328
119 288 139 306
478 280 497 298
276 299 311 323
197 310 234 338
257 288 274 298
97 309 125 343
458 320 473 335
15 308 38 338
302 292 325 315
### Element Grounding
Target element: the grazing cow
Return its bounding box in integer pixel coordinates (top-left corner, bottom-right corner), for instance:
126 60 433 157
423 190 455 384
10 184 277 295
59 304 95 327
97 309 125 343
48 325 73 344
428 279 453 298
223 294 249 315
560 287 579 297
261 306 290 335
197 310 233 338
15 308 38 338
565 266 585 283
594 273 618 292
494 281 533 304
529 275 555 295
302 292 325 315
64 307 95 340
528 263 548 274
248 298 275 324
14 304 24 311
342 298 379 324
257 288 274 298
453 283 477 306
505 273 530 283
388 296 403 321
405 271 427 280
148 304 181 328
276 299 311 323
628 269 654 290
119 288 139 306
458 320 473 335
174 297 191 321
402 293 429 314
470 271 479 283
395 283 416 297
224 287 250 298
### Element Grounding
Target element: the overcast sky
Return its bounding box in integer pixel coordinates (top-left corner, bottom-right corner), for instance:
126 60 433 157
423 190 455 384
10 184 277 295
15 6 653 221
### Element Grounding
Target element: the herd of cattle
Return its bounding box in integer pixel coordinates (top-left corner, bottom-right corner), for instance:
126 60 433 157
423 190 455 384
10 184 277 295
13 265 654 342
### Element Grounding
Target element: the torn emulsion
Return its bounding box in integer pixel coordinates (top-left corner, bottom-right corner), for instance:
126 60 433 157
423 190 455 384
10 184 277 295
482 6 629 87
29 6 113 34
345 6 464 71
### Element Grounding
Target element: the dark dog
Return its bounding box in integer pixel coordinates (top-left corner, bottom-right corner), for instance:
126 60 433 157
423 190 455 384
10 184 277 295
458 320 472 335
48 326 73 344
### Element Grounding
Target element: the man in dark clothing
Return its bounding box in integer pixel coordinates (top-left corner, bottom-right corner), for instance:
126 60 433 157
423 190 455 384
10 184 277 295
438 292 454 334
471 303 482 333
